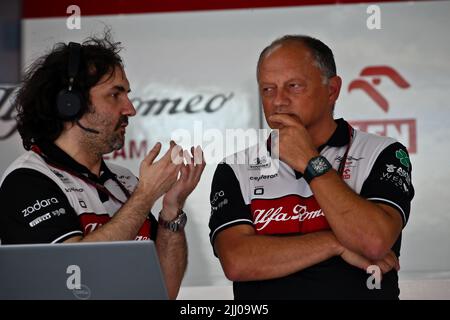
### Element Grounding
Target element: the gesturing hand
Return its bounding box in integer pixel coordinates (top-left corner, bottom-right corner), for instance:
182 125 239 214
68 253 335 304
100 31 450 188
162 145 206 219
137 142 183 204
269 114 318 173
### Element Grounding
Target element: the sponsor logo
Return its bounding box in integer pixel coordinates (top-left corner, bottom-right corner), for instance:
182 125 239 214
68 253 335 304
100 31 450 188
251 196 330 235
1 86 234 140
343 167 352 180
29 212 52 227
84 222 103 233
254 187 264 196
65 187 84 193
395 149 410 168
253 204 325 231
249 156 270 170
348 67 417 154
396 166 411 184
52 170 71 183
249 173 278 182
80 214 110 234
211 190 229 212
22 197 59 217
348 66 410 113
386 164 396 173
79 200 87 208
210 190 225 206
335 156 363 180
135 236 151 241
380 164 411 193
211 199 228 213
350 119 417 154
52 208 66 216
335 155 364 162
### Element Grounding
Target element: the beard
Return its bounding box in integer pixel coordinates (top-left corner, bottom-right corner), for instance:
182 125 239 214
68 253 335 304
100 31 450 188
82 114 128 155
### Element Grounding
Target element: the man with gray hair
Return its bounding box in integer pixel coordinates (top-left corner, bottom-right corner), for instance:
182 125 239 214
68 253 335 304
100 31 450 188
209 35 414 299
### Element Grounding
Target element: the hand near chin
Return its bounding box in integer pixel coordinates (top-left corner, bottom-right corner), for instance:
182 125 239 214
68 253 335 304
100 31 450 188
269 114 318 173
162 145 206 220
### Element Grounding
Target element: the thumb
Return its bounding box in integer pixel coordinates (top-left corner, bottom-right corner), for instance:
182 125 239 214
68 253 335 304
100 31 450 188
144 142 161 165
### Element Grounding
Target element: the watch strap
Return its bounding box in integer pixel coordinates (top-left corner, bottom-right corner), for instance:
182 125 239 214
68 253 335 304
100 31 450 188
158 209 187 232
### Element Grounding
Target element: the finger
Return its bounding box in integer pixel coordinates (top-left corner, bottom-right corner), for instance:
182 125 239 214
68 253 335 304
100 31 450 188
182 150 193 180
143 142 161 165
193 145 205 165
389 251 400 271
377 260 390 274
269 114 303 128
185 149 194 166
193 146 206 180
168 143 184 165
179 162 189 181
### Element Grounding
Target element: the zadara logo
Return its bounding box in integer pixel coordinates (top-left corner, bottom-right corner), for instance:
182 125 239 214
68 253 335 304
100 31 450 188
348 66 410 112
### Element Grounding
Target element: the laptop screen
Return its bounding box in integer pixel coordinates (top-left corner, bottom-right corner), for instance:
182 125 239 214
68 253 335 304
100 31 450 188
0 240 168 300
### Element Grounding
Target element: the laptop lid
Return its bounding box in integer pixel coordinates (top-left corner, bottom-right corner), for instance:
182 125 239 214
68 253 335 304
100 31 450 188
0 240 169 300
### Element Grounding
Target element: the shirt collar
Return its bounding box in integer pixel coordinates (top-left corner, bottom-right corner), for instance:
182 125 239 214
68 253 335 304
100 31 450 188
37 141 114 183
318 118 351 151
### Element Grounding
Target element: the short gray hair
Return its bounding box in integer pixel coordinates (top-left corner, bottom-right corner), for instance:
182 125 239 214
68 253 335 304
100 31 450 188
257 35 337 83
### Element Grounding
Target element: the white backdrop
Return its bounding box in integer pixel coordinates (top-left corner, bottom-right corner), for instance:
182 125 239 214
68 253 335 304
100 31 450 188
1 0 450 286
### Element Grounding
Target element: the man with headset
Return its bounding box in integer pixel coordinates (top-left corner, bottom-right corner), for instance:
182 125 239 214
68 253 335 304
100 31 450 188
0 34 205 299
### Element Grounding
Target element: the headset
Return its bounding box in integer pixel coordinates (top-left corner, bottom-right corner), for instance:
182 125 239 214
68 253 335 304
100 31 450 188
56 42 84 120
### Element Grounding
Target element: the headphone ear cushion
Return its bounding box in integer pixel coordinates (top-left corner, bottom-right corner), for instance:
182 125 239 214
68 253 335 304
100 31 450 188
56 89 82 120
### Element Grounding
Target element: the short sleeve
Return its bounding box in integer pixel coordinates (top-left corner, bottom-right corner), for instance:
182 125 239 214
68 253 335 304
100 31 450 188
0 168 83 244
208 163 253 249
360 142 414 226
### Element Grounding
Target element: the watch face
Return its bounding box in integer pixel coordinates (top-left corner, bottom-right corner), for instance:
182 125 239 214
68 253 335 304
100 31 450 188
313 157 330 173
170 212 187 231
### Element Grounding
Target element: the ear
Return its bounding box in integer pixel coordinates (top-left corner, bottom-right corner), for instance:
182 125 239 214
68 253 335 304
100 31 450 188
327 75 342 106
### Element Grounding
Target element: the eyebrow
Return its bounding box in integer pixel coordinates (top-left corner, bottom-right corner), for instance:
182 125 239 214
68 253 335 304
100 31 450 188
112 85 131 93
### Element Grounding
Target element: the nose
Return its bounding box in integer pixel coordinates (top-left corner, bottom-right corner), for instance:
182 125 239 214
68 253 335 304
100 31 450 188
273 88 290 111
273 89 291 113
123 97 137 117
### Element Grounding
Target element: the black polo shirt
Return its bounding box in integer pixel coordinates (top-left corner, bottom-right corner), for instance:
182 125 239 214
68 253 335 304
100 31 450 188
209 118 414 299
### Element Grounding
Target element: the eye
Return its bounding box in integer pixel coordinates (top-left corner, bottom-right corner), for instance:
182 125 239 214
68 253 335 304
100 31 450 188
262 87 275 96
288 83 304 92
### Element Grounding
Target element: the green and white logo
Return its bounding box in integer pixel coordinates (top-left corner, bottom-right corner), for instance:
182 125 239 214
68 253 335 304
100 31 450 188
395 149 410 168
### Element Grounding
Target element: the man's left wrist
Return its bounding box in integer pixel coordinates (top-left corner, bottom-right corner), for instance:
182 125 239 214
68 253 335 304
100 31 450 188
303 155 332 184
296 152 320 173
158 208 187 232
160 205 180 221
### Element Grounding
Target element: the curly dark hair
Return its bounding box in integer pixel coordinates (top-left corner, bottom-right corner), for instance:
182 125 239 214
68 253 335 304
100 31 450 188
15 32 124 150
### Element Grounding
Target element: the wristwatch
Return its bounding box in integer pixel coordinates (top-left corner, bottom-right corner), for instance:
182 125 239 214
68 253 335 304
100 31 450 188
158 209 187 232
303 156 332 184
